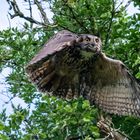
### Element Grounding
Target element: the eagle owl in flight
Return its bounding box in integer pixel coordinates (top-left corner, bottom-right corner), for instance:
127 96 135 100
26 30 140 117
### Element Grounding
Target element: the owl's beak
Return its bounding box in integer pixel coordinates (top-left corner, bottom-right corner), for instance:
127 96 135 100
81 43 100 53
87 45 100 53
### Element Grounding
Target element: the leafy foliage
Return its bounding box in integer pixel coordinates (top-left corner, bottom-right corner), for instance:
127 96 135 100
0 0 140 139
0 97 99 139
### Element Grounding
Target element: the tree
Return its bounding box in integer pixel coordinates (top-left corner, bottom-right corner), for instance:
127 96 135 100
0 0 140 139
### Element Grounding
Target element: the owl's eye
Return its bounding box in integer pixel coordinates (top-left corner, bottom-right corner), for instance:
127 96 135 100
85 37 90 42
95 38 99 43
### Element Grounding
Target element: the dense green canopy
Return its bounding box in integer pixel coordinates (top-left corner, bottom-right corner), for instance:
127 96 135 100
0 0 140 139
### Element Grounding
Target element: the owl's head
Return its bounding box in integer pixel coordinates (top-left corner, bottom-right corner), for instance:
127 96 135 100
75 34 102 59
77 34 101 52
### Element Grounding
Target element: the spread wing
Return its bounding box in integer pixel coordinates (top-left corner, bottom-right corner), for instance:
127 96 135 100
26 30 80 96
84 53 140 117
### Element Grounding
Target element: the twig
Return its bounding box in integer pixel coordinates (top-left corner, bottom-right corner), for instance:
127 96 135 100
84 0 96 34
7 15 11 29
104 0 115 48
34 0 49 24
97 120 132 140
5 95 16 104
62 0 90 33
104 0 132 47
28 0 32 18
124 0 131 9
6 0 56 28
115 1 123 11
115 0 131 13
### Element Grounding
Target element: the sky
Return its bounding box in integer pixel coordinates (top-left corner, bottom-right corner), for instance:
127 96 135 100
0 0 54 30
0 0 139 115
0 68 27 114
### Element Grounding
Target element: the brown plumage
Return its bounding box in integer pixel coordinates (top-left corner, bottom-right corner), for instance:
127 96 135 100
26 30 140 117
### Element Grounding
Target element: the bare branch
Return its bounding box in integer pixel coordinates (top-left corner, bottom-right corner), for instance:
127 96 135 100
6 0 57 28
34 0 49 24
7 15 12 29
97 118 132 140
28 0 33 18
124 0 131 9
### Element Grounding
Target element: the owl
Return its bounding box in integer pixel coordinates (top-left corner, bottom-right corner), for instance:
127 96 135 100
26 30 140 117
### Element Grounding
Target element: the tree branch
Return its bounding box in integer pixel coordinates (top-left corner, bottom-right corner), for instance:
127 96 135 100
104 0 132 47
34 0 49 24
62 0 90 33
6 0 57 28
97 118 132 140
28 0 33 18
104 0 115 48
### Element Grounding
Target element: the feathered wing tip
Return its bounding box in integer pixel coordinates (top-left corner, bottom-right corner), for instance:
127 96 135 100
26 59 56 92
89 53 140 117
26 56 80 99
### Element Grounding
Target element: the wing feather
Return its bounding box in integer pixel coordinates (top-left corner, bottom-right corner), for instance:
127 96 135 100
88 53 140 117
26 30 79 94
27 30 78 66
